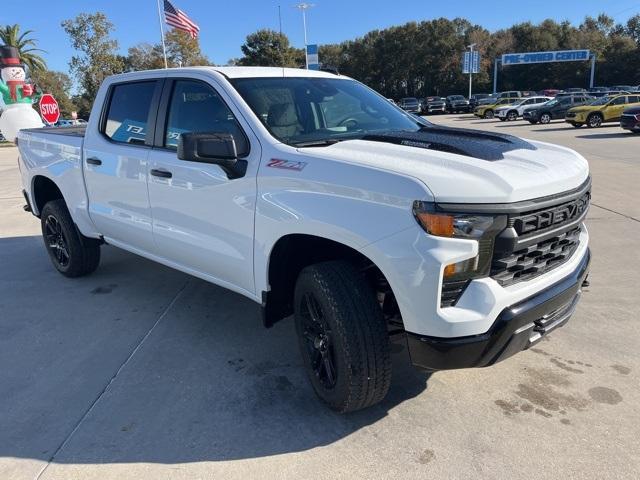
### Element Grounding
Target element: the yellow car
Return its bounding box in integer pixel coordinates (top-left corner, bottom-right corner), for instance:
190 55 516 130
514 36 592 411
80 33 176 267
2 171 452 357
473 98 520 119
565 93 640 128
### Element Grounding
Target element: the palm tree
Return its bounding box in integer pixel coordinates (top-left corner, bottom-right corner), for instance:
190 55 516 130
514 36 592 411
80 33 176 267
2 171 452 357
0 24 47 74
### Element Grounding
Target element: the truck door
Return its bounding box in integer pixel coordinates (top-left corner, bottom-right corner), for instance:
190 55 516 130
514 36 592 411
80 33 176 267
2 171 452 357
147 77 260 296
83 80 162 253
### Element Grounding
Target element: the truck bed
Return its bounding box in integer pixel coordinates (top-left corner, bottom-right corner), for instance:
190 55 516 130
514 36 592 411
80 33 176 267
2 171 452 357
21 125 86 137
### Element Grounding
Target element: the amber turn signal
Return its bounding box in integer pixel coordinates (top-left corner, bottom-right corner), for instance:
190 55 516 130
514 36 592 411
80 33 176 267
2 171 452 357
415 212 454 237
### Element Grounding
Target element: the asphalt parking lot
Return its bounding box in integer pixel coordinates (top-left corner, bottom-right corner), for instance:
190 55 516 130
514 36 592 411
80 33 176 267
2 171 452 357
1 115 639 479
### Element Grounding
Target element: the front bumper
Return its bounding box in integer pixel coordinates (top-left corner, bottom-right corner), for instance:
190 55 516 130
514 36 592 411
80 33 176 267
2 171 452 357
621 117 640 131
406 248 590 370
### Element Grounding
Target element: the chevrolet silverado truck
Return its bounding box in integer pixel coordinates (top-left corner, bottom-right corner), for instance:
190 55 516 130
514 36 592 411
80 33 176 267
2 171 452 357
17 67 591 413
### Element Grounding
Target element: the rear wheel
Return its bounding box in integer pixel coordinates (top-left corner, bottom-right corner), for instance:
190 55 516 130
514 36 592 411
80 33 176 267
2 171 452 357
507 110 518 121
587 113 603 128
539 113 552 124
40 200 101 277
294 261 391 413
484 110 494 119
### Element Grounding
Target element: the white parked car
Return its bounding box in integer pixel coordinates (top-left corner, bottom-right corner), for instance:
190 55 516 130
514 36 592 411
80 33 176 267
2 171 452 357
16 67 591 412
495 96 553 121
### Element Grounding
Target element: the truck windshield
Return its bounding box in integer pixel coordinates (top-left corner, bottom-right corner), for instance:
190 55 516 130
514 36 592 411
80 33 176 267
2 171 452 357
231 77 422 146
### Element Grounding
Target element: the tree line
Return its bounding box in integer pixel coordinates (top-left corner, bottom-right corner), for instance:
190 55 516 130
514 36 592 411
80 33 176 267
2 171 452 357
2 11 639 118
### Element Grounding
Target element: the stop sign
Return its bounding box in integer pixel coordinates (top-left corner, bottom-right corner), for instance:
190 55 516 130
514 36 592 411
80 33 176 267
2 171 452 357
39 94 60 125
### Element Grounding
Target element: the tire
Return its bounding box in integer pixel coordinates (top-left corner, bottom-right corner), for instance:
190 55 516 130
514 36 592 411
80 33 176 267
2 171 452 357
539 113 551 124
40 199 101 278
587 113 603 128
484 110 494 119
507 110 518 121
294 261 391 413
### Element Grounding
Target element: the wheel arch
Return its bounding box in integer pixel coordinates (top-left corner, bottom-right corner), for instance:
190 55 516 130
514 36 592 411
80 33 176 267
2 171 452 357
31 175 65 217
261 233 400 328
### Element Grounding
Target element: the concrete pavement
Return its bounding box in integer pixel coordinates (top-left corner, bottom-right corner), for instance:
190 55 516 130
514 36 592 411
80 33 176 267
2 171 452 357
0 116 638 479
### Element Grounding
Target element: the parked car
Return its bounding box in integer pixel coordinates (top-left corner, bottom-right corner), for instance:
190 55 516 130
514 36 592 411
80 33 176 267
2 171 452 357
562 88 587 94
620 105 640 133
566 94 640 128
497 90 522 99
469 93 491 109
540 89 560 97
445 95 470 113
495 96 553 121
474 97 520 119
399 97 420 113
523 94 593 124
588 87 610 98
610 85 635 93
15 66 591 413
421 96 446 114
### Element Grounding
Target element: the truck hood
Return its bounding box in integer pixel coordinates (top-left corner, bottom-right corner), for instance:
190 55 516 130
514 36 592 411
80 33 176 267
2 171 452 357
300 127 589 203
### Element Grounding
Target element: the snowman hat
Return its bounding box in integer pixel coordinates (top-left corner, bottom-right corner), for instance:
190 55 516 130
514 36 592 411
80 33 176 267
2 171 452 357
0 45 24 69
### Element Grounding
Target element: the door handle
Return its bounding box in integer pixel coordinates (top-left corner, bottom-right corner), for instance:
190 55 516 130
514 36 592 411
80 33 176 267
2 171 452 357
86 157 102 166
150 169 173 179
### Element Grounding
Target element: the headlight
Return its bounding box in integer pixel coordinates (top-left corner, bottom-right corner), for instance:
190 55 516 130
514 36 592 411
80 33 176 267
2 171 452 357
413 201 507 281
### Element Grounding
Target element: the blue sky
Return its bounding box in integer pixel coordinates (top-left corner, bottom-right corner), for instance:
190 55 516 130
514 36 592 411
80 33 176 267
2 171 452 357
4 0 640 75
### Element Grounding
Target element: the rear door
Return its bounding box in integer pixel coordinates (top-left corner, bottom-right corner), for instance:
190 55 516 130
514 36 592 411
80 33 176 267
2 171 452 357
146 76 260 296
83 79 162 253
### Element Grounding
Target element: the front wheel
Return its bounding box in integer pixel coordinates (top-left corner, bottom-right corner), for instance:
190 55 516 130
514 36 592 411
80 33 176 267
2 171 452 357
507 110 518 121
587 113 603 128
40 200 101 277
539 113 552 124
294 261 391 413
484 110 494 119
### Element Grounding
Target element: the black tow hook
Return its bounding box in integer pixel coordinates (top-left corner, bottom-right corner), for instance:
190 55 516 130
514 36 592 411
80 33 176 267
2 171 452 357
581 275 590 288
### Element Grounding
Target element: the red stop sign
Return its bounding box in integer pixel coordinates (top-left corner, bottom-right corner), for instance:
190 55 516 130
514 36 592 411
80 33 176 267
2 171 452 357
39 94 60 125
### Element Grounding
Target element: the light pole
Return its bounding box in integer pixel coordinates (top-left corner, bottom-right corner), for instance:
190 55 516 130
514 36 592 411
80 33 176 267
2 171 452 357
295 3 315 68
467 43 476 100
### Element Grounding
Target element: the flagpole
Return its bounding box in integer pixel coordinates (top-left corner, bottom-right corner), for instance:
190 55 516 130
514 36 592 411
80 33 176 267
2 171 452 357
156 0 168 68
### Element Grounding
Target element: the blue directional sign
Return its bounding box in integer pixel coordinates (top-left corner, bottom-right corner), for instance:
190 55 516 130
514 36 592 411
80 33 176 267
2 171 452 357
306 44 319 70
501 49 590 66
462 51 480 74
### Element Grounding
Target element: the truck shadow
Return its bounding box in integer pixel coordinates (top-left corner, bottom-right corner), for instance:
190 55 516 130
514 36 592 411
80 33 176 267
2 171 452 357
0 236 431 465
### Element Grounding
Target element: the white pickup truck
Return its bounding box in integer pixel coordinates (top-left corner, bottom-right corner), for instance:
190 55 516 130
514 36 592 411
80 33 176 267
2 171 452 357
17 67 591 412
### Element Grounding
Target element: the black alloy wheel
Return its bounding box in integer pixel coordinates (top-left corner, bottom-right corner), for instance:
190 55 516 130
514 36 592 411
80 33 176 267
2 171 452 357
44 215 70 268
298 292 337 389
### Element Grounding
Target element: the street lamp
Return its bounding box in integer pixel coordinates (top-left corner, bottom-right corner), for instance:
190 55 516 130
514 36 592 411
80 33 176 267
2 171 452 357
295 2 315 68
467 43 477 100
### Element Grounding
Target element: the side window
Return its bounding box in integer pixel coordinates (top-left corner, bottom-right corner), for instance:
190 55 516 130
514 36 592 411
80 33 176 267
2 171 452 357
164 80 249 156
629 96 640 103
610 96 626 105
103 81 157 145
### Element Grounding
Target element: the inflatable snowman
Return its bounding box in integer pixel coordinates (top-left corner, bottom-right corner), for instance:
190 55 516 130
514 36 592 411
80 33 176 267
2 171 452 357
0 45 43 142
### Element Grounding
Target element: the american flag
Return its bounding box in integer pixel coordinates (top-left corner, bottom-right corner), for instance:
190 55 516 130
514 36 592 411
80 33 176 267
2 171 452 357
164 0 200 39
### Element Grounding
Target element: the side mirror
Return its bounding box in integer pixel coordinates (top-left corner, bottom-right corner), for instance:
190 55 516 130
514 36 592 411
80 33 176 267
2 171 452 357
177 132 247 179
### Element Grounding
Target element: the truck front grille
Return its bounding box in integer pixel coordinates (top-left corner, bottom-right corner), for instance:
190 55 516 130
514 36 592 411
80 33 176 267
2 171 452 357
491 226 581 286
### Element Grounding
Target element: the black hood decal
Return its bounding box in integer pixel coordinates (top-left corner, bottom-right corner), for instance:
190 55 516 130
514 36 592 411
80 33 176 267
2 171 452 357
361 126 537 161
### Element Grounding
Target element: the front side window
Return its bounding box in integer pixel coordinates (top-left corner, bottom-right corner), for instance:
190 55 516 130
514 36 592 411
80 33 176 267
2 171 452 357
103 81 157 145
231 77 422 146
164 80 249 156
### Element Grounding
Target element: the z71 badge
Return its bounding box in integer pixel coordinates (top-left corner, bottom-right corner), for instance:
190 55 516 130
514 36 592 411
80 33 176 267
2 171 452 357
267 159 308 171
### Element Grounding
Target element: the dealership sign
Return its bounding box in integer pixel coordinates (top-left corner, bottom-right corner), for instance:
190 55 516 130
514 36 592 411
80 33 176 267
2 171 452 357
501 49 590 66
